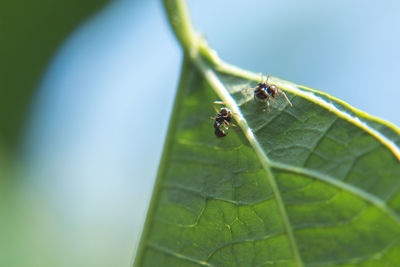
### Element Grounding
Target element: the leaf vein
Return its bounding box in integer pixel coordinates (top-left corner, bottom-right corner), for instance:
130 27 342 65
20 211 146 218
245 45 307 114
272 162 400 226
147 241 213 267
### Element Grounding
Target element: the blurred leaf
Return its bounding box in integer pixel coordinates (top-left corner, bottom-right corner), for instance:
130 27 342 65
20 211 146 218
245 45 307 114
0 0 108 151
134 54 400 266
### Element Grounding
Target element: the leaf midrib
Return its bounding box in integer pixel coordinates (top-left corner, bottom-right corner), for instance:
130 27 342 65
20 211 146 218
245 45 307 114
193 54 400 267
193 56 305 267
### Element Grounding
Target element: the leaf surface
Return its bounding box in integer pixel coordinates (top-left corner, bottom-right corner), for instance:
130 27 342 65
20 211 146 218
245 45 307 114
134 56 400 267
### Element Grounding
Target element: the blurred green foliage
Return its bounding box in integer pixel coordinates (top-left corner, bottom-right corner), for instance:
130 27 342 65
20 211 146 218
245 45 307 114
0 0 109 153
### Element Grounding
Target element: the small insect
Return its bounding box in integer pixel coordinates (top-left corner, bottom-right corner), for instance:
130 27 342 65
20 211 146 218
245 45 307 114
245 75 292 112
211 101 236 138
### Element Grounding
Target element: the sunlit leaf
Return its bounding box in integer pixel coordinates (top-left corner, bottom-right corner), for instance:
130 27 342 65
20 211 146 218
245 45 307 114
134 56 400 267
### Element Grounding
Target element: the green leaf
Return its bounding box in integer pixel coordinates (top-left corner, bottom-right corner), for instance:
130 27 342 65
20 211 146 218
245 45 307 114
134 53 400 266
133 0 400 266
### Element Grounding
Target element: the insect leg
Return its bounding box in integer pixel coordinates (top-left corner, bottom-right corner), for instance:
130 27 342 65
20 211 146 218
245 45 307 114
254 95 259 111
278 89 293 106
213 101 223 113
221 122 229 130
245 88 256 107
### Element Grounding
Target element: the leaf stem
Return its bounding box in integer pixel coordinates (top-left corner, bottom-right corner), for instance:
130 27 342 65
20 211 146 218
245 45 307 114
162 0 199 53
162 0 225 67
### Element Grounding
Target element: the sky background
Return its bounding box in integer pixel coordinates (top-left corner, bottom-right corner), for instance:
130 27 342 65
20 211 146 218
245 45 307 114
4 0 400 266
